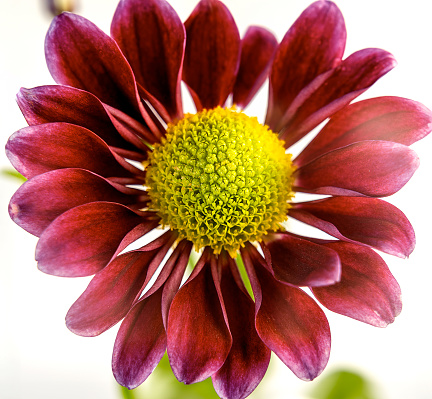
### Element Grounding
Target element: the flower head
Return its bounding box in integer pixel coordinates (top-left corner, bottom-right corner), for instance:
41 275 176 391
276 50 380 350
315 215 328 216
6 0 432 398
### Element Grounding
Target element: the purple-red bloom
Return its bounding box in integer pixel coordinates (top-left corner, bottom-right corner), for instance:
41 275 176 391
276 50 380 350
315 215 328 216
6 0 432 398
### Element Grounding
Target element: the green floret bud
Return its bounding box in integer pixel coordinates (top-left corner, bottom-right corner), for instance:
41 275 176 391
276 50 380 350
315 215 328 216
145 107 295 256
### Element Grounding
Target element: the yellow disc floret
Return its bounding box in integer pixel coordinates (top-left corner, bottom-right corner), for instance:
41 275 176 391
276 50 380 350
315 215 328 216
145 107 295 256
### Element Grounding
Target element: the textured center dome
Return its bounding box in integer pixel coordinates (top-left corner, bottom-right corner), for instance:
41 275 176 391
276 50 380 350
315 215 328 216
145 107 295 256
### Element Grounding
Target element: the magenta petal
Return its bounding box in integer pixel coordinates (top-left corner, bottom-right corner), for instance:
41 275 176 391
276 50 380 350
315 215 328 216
280 48 396 147
266 0 346 131
262 232 341 287
9 168 148 236
312 242 402 327
232 26 278 109
45 13 142 118
5 123 141 180
294 140 419 197
111 0 185 121
290 197 415 258
17 86 136 151
66 232 174 337
183 0 240 110
295 96 432 166
242 244 330 381
112 288 166 389
212 254 270 399
35 202 146 277
167 250 232 384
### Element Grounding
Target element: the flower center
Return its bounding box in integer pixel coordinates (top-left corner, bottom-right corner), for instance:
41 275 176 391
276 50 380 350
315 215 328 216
145 107 295 256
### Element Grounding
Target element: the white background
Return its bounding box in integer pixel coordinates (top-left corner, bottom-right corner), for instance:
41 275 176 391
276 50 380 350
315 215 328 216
1 0 431 398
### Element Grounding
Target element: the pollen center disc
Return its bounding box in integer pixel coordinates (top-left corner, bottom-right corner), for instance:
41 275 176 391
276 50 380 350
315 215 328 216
145 107 295 256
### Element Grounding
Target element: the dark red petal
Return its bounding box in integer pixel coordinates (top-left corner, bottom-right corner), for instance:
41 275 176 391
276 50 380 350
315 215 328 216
294 140 419 197
167 250 232 384
17 86 136 151
280 48 396 147
104 104 161 148
266 0 346 131
232 26 278 109
161 241 193 329
242 244 330 381
212 253 270 399
9 168 148 237
35 202 146 277
290 197 415 258
312 242 402 327
5 123 142 180
66 232 174 337
261 232 341 287
45 13 142 118
183 0 240 110
112 288 166 389
295 96 432 166
111 0 185 121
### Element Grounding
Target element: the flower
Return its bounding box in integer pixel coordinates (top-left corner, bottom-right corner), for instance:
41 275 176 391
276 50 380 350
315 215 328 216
5 0 432 398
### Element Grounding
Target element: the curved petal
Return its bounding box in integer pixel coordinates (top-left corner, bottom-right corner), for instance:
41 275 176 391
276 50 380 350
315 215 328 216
35 202 146 277
167 250 232 384
294 140 419 197
212 253 270 399
16 86 138 152
279 48 396 147
112 288 166 389
261 232 341 286
290 197 415 258
5 123 142 180
103 103 161 148
242 244 330 381
45 12 145 120
312 242 402 327
111 0 185 121
66 232 174 337
161 241 193 329
9 168 149 236
232 26 278 109
183 0 240 110
266 0 346 131
295 96 432 166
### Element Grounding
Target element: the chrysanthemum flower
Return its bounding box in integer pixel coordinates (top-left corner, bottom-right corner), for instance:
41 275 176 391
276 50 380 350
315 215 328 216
6 0 432 398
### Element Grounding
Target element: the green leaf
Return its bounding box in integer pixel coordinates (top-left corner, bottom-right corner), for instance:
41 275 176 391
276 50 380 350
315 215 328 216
119 385 138 399
1 168 27 182
310 369 377 399
122 353 220 399
236 253 254 300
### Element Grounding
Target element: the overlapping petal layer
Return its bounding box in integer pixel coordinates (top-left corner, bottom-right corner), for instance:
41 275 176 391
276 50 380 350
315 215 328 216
262 232 341 286
242 244 331 381
45 13 142 118
9 168 149 236
290 197 415 257
17 86 137 152
233 26 277 109
266 0 346 131
6 123 143 181
111 0 185 121
167 250 232 384
212 253 270 399
312 242 402 327
183 0 240 110
35 202 148 277
295 96 432 166
294 140 419 197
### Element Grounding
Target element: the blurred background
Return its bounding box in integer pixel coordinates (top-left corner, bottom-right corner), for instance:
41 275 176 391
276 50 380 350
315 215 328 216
1 0 431 398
